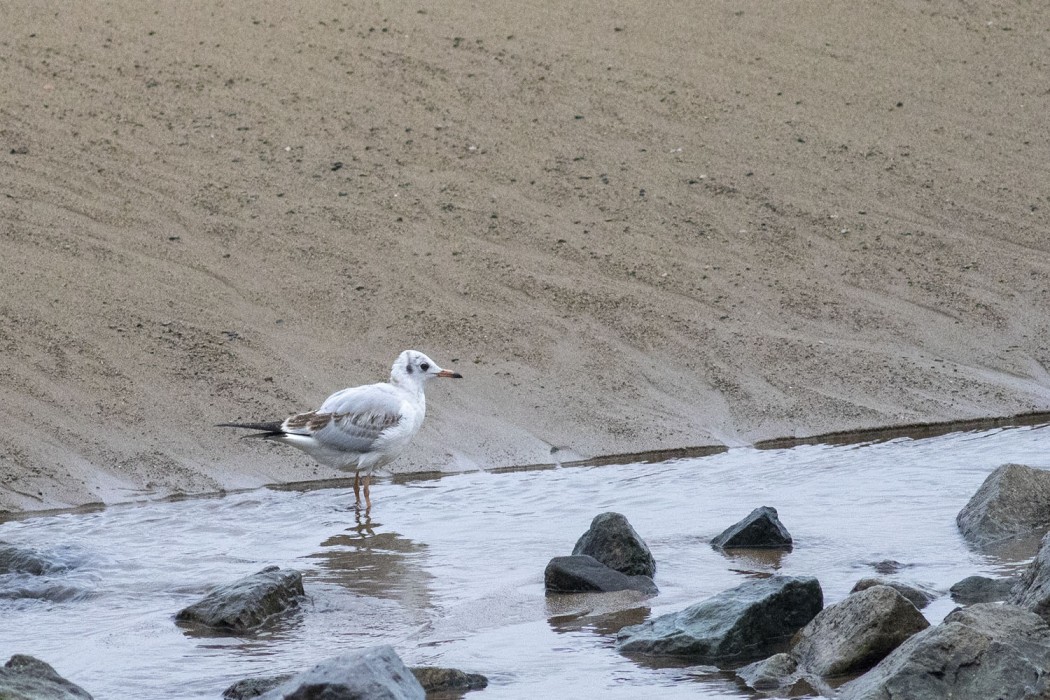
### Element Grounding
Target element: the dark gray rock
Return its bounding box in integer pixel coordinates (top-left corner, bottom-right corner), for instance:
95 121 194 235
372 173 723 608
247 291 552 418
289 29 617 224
223 675 291 699
950 574 1018 604
0 655 93 700
838 603 1050 700
572 512 656 577
1011 531 1050 621
258 646 424 700
410 666 488 694
711 506 792 549
792 585 929 677
850 577 936 609
175 565 304 632
735 652 798 691
616 575 822 663
957 463 1050 546
544 555 657 595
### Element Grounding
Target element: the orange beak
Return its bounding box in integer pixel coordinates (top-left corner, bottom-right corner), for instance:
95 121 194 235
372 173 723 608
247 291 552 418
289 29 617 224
438 369 463 378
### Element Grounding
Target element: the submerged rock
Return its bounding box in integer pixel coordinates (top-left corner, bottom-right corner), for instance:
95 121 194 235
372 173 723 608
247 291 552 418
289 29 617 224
950 574 1018 604
0 542 71 575
838 603 1050 700
850 577 936 609
735 652 798 691
0 542 91 603
616 575 822 663
223 675 291 699
711 506 793 549
258 646 424 700
572 512 656 577
410 666 488 695
792 585 929 677
0 655 93 700
175 565 304 632
957 463 1050 546
544 555 657 595
1010 531 1050 621
868 560 908 575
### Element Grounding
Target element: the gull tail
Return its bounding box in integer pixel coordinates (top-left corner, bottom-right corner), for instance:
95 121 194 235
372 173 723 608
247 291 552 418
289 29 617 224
217 421 286 439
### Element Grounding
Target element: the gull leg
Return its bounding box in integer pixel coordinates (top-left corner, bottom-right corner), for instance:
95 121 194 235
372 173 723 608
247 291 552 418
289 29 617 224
353 472 361 504
363 473 372 510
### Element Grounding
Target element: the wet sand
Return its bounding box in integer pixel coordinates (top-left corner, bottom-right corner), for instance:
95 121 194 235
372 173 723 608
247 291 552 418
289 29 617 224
2 2 1050 512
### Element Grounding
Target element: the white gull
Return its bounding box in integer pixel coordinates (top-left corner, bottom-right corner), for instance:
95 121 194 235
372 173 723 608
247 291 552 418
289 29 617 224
219 349 462 507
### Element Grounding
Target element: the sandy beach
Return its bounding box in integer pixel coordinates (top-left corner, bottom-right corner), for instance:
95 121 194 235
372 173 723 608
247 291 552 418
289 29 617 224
2 1 1049 513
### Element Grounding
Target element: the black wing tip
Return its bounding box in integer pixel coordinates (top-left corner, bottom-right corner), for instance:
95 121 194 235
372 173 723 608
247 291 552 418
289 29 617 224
217 421 286 436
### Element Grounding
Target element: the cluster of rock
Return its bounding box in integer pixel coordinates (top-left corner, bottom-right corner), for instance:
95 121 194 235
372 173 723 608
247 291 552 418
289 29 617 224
0 560 487 699
544 512 658 595
559 475 1050 699
171 567 488 699
8 460 1050 699
728 462 1050 697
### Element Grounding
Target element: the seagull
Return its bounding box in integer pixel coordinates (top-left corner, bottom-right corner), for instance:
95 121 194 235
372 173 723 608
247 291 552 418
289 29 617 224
219 350 462 507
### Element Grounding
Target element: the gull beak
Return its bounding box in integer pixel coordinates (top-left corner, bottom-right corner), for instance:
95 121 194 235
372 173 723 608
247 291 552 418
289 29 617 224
437 369 463 378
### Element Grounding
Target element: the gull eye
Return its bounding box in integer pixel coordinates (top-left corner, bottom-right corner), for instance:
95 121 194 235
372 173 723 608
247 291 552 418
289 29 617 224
420 362 430 372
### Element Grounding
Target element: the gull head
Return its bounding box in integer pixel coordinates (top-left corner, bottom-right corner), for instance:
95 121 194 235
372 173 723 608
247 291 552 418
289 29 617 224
390 349 463 389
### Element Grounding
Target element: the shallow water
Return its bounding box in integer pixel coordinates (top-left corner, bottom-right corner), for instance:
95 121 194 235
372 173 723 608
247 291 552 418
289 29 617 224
2 424 1049 699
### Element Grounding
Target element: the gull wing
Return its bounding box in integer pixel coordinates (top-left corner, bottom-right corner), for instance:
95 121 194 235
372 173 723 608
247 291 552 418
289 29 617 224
281 383 405 453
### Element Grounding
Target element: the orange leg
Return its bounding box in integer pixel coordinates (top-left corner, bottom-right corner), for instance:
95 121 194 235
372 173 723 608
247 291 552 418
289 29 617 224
352 472 361 503
363 473 372 509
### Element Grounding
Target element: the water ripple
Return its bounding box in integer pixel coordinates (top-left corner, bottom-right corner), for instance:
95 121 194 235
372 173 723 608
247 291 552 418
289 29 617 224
0 424 1048 698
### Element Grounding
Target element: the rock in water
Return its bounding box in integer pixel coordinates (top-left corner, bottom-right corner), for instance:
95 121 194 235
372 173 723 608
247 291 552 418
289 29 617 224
868 560 908 575
616 575 822 663
735 652 799 691
0 541 72 575
258 646 424 700
0 655 93 700
175 565 304 632
544 555 658 595
950 574 1018 605
838 604 1050 700
850 577 936 609
710 506 793 549
792 585 929 677
1010 531 1050 621
225 667 485 699
410 667 488 694
572 512 656 577
957 463 1050 546
223 675 291 699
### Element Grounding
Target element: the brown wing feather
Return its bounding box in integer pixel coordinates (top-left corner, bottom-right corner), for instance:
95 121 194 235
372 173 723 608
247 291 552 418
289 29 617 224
283 411 333 433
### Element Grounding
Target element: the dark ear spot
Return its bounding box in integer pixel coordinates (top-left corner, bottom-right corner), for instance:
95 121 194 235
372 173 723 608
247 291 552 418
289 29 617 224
406 362 413 374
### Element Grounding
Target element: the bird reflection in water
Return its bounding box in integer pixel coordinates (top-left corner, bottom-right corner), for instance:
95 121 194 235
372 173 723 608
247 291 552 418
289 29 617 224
307 515 434 614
